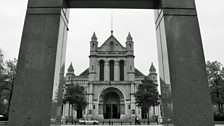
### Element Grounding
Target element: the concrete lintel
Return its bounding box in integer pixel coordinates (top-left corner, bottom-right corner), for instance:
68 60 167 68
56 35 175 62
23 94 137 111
28 0 64 8
160 0 196 9
63 0 159 9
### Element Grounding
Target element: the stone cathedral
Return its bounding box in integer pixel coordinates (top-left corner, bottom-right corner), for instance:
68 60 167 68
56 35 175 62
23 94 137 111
62 31 159 120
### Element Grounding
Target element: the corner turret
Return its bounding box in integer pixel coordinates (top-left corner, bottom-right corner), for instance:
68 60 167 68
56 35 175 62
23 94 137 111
66 63 75 82
90 32 98 53
126 32 134 52
149 63 156 73
148 63 157 83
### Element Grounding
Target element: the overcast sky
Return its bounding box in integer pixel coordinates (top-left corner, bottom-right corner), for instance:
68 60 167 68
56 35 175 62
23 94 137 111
0 0 224 76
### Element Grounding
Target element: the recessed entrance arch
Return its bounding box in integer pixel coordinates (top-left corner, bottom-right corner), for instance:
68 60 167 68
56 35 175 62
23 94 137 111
99 87 125 119
8 0 214 126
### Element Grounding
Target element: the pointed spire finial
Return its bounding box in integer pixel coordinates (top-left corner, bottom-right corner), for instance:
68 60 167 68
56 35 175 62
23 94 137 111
67 62 74 73
111 30 113 35
149 62 156 73
111 11 114 35
127 32 133 41
91 32 97 41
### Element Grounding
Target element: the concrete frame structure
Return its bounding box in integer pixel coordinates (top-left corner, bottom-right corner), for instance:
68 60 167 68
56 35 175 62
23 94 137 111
8 0 214 126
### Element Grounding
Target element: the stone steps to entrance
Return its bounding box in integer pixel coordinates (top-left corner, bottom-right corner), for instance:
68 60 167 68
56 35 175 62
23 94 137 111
0 121 8 126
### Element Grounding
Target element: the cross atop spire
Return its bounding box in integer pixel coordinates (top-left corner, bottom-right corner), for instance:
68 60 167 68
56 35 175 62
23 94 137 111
111 11 114 35
111 30 114 35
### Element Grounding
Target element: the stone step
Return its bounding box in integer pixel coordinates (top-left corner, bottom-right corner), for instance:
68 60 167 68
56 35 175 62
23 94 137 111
0 121 8 126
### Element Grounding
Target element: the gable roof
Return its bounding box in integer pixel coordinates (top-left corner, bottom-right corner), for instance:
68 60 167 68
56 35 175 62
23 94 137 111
98 35 125 51
79 68 89 77
135 68 145 77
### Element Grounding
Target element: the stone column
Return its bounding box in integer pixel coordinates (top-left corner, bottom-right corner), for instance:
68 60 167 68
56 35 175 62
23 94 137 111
64 103 69 117
124 101 128 118
114 60 120 81
88 83 93 117
130 83 135 117
104 61 109 81
155 0 214 125
8 0 69 126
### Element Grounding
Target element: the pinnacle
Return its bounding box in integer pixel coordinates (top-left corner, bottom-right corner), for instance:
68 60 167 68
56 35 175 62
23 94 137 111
91 32 97 41
149 62 156 73
127 32 133 41
67 62 74 73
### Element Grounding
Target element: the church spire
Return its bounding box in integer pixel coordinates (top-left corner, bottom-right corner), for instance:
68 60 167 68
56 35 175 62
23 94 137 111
90 32 98 52
149 62 156 73
127 32 133 41
67 62 74 73
91 32 97 41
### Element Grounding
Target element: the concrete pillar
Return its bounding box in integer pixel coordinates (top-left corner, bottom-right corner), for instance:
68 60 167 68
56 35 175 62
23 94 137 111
155 0 214 125
114 60 120 81
8 0 69 126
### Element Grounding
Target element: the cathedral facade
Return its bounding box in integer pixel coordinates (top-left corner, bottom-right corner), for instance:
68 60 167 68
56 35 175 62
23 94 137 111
62 32 159 120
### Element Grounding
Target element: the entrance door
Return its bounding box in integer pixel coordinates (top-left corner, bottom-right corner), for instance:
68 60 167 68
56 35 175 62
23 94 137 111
112 104 120 119
103 92 121 119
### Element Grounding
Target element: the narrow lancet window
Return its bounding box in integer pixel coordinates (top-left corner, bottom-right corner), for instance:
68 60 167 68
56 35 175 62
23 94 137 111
109 60 114 81
120 60 124 81
99 60 105 81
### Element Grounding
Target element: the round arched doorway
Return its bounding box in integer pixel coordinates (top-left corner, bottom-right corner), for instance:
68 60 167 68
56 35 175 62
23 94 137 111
99 87 125 119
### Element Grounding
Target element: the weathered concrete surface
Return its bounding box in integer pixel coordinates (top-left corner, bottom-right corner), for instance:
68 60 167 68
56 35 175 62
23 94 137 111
8 0 69 126
64 0 158 9
155 0 214 126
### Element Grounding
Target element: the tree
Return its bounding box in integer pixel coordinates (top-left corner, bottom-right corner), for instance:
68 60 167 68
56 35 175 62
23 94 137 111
0 49 3 73
135 76 159 124
63 84 87 121
206 61 224 117
0 58 17 116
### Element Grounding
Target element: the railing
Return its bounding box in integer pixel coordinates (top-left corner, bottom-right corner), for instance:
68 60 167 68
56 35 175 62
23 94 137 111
61 119 160 125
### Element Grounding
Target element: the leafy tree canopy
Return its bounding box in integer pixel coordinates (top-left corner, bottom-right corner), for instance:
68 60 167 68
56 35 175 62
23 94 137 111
135 76 159 111
0 55 17 116
63 84 87 111
206 61 224 104
206 60 224 116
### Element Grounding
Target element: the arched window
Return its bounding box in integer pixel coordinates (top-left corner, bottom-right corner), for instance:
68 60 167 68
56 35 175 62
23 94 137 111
99 60 105 81
119 60 124 81
109 60 114 81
